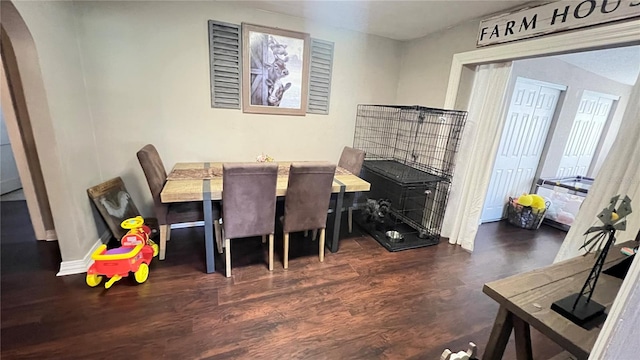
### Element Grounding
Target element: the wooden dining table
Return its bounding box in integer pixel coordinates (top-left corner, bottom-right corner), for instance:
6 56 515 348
160 162 371 273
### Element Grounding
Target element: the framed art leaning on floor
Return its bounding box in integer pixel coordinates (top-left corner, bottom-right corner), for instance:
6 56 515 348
87 177 140 239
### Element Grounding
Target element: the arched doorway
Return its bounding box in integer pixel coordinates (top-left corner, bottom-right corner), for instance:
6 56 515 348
1 2 58 243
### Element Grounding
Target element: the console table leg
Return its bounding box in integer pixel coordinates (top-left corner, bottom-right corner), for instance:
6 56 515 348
483 306 514 360
513 316 533 360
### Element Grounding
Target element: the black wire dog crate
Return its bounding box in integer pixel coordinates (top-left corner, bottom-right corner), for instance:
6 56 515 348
353 105 467 251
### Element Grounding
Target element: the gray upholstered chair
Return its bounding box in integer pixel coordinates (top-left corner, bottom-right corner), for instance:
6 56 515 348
279 162 336 269
137 144 221 260
337 146 366 233
222 163 278 277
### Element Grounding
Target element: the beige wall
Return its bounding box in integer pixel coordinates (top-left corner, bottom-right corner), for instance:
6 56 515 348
71 0 401 219
510 57 633 179
395 19 478 108
14 0 401 262
12 0 105 260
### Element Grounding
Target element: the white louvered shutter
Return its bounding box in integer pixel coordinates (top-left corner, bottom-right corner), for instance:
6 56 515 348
208 20 241 109
307 39 334 115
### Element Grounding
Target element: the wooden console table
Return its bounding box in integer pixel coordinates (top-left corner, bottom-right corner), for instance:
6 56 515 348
482 241 632 360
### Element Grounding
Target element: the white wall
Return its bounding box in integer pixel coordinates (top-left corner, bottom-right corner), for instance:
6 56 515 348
510 57 633 178
13 0 104 260
395 19 478 108
72 0 401 218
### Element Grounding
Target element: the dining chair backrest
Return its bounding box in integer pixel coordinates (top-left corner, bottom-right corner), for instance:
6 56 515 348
283 162 336 233
137 144 169 224
338 146 366 176
222 163 278 239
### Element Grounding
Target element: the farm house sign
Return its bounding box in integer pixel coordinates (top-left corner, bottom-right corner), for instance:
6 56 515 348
477 0 640 46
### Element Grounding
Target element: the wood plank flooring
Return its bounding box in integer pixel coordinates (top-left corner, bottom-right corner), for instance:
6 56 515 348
1 200 568 359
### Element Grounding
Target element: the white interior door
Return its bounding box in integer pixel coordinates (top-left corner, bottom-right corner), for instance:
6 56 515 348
556 91 616 177
481 78 564 222
0 108 22 195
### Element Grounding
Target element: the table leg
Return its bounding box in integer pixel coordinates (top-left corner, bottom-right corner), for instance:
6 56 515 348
203 178 215 274
483 306 514 360
513 316 533 360
330 181 346 253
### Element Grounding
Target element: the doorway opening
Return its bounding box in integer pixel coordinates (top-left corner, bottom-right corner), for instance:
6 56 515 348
1 4 57 244
0 106 23 199
0 57 56 243
1 53 61 275
442 22 639 358
481 77 566 222
480 46 639 230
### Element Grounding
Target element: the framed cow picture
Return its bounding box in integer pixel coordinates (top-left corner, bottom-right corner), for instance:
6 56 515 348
242 23 310 115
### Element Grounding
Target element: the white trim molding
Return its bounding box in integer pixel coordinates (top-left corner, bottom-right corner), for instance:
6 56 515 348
44 229 57 241
590 253 640 359
583 89 621 101
444 19 640 109
0 178 22 194
56 223 205 275
516 76 568 91
56 230 110 276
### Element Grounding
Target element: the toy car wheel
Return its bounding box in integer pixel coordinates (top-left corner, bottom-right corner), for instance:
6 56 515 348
152 243 159 257
86 274 102 287
134 263 149 284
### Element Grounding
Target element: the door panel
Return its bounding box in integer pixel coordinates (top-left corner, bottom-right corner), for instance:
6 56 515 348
557 92 614 177
576 98 611 174
481 79 562 222
516 86 559 188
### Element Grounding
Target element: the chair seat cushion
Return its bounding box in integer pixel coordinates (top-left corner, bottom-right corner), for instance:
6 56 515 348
166 201 220 224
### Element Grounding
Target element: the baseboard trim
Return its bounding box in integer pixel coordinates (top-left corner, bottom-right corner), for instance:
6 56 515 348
56 230 110 276
56 222 207 276
0 177 22 194
44 229 57 241
170 221 205 229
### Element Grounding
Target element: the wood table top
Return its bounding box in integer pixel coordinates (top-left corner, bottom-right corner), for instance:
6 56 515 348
161 162 371 203
483 241 632 360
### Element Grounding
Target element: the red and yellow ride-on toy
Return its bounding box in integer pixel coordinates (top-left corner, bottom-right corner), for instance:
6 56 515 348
86 216 159 289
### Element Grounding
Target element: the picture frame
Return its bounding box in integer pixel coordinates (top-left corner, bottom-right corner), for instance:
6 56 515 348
242 23 310 116
87 177 142 240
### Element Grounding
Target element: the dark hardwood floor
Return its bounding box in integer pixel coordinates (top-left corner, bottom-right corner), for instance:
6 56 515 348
1 200 568 359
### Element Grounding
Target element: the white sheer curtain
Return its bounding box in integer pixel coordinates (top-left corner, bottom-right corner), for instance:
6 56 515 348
555 78 640 262
442 62 513 251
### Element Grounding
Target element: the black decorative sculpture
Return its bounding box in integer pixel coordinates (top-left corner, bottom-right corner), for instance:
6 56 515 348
551 195 632 327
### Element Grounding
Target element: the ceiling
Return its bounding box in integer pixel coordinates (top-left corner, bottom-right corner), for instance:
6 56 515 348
241 0 532 41
553 46 640 86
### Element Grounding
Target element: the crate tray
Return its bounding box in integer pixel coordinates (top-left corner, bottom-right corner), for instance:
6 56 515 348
355 213 440 252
